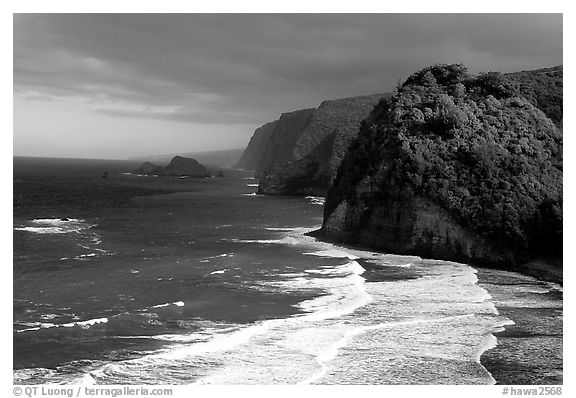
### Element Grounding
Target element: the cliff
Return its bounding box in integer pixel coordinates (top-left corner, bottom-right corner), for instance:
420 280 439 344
133 156 209 177
319 64 562 271
257 94 386 194
233 121 278 170
255 108 316 176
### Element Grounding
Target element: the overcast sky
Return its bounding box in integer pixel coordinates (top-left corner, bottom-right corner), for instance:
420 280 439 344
13 14 562 159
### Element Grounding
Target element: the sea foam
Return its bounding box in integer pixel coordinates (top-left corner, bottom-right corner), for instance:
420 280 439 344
305 196 325 206
33 225 511 385
16 317 109 333
151 301 185 309
15 218 94 235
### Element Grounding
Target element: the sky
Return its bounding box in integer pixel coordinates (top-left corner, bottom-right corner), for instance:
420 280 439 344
13 13 563 159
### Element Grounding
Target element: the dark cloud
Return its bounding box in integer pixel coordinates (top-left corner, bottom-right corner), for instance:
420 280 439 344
14 14 563 125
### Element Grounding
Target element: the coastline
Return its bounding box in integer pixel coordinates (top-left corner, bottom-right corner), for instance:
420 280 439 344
16 160 562 384
144 185 562 385
512 259 563 286
306 228 563 385
307 229 563 285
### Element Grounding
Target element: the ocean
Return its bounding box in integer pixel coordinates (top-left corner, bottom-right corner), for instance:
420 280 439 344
13 157 562 384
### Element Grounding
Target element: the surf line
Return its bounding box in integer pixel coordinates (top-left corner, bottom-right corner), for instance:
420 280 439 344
298 313 478 385
16 317 109 333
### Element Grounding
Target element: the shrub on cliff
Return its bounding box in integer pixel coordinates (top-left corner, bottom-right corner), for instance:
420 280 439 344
328 64 562 260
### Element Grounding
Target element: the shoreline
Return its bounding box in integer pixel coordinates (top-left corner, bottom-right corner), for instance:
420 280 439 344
115 184 564 385
306 228 563 385
477 268 563 385
306 229 562 285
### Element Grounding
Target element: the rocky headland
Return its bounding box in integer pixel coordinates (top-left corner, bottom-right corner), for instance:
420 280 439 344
237 94 387 195
317 64 562 276
233 121 278 171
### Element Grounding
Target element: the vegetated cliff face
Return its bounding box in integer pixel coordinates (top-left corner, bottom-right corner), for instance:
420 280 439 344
233 121 278 170
258 94 386 194
320 64 563 271
133 156 209 177
505 65 563 128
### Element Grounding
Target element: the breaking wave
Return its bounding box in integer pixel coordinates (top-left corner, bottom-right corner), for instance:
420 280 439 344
18 226 511 385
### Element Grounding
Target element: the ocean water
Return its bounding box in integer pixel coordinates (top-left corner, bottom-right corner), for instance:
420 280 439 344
13 157 561 384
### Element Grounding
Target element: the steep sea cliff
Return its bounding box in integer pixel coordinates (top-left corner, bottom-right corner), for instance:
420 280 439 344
258 94 386 194
234 94 385 192
319 64 562 275
234 121 278 171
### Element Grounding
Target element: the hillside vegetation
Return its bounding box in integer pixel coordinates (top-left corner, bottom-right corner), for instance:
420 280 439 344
323 64 562 267
505 66 563 127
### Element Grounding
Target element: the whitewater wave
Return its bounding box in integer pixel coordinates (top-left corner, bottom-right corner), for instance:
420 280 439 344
151 301 185 309
206 253 234 259
17 225 511 385
16 317 109 333
210 269 228 275
29 227 370 384
15 218 113 262
305 196 325 206
228 237 301 245
14 218 94 235
304 249 360 260
191 229 508 384
299 313 477 385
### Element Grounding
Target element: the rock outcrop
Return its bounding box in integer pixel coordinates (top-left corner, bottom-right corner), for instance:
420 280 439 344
319 64 562 271
257 94 386 195
133 156 209 177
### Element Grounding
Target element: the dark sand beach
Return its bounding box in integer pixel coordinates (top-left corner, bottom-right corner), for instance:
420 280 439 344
478 268 563 385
